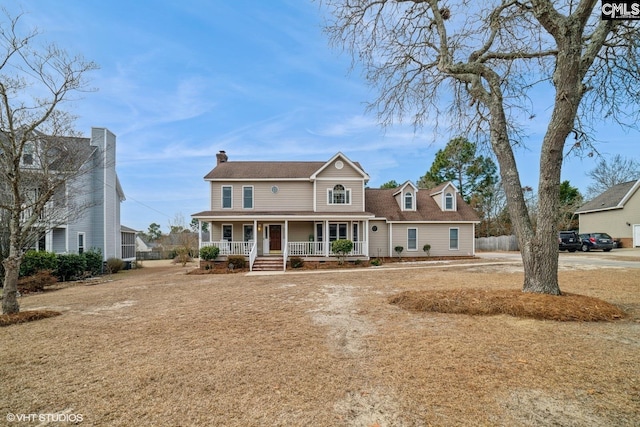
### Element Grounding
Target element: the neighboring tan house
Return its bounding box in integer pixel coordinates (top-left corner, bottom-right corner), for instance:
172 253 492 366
27 128 136 263
192 151 480 271
575 179 640 248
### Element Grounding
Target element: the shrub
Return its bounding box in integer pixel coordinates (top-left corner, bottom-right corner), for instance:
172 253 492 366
82 249 103 276
227 255 246 270
20 250 58 277
394 246 404 258
331 239 353 265
290 256 304 268
56 254 87 281
106 258 124 274
370 258 382 266
174 246 192 266
200 245 220 261
423 244 431 257
17 270 58 293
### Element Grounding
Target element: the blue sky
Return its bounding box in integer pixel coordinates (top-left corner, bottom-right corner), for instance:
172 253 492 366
7 1 638 233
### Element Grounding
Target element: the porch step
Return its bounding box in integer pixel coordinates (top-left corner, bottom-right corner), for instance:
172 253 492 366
252 257 284 272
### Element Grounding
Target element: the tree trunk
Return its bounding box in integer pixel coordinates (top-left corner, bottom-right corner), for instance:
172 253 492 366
486 93 562 295
2 255 21 314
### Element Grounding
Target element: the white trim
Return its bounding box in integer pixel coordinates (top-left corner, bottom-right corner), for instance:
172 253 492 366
444 192 456 211
222 224 233 241
221 185 233 209
449 227 460 251
78 232 86 254
242 185 254 210
407 227 418 251
327 184 352 205
403 191 415 211
310 152 370 180
242 223 254 242
315 177 364 181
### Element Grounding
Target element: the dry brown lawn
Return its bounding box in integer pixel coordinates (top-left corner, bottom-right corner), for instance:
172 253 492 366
1 258 639 426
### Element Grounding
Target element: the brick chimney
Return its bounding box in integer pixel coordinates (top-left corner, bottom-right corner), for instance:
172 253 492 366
216 150 228 165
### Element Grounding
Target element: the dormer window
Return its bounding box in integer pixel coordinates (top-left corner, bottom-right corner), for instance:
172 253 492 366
445 192 454 210
404 192 414 210
328 184 350 205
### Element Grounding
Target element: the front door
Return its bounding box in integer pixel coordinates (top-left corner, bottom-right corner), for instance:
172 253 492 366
269 225 282 252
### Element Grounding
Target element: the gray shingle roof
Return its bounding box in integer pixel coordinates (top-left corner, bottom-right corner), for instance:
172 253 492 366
576 180 639 213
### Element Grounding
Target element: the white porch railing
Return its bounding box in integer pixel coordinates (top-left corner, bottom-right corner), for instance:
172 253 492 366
286 241 367 257
288 241 325 256
200 240 367 260
201 241 254 256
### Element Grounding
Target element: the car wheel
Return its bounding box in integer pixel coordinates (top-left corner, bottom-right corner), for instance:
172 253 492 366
581 244 589 252
604 248 612 252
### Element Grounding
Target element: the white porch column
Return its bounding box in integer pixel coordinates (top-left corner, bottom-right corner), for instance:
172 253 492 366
253 220 258 241
365 219 369 257
284 220 289 249
324 220 329 257
198 220 202 250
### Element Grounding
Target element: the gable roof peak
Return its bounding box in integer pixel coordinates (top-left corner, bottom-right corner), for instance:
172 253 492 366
392 180 419 196
309 152 370 180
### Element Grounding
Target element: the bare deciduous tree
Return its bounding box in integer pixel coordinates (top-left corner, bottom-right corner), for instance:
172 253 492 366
322 0 640 294
0 10 98 314
585 154 640 200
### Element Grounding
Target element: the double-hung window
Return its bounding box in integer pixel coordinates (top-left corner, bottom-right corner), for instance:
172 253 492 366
78 232 85 254
449 228 459 250
222 186 232 209
407 228 417 251
445 192 454 210
222 225 233 242
243 186 253 209
404 192 413 210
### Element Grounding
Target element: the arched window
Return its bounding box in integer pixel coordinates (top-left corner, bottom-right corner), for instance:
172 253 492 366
445 192 454 210
404 192 413 210
329 184 350 204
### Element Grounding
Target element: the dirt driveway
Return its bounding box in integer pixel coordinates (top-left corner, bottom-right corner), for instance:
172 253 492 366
1 258 639 426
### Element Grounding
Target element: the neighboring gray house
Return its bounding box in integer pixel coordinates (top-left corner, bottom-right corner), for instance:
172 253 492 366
575 179 640 248
193 151 480 271
30 128 135 263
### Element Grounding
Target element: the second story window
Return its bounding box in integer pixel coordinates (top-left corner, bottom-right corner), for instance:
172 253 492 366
222 186 232 209
404 192 413 210
445 192 454 210
243 186 253 209
329 184 350 205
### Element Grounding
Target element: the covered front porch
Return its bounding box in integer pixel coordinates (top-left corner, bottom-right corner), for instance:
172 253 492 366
196 216 371 271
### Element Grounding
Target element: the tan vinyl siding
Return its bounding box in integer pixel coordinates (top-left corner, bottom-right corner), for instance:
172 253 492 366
208 221 260 241
390 223 475 257
316 159 364 179
210 181 314 211
287 222 314 241
368 220 389 257
316 179 365 212
579 190 640 240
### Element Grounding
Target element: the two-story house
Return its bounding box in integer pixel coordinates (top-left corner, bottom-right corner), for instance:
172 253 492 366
25 128 135 264
192 151 479 271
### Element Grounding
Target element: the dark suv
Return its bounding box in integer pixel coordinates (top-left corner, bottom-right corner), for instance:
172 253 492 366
579 232 614 252
558 231 581 252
